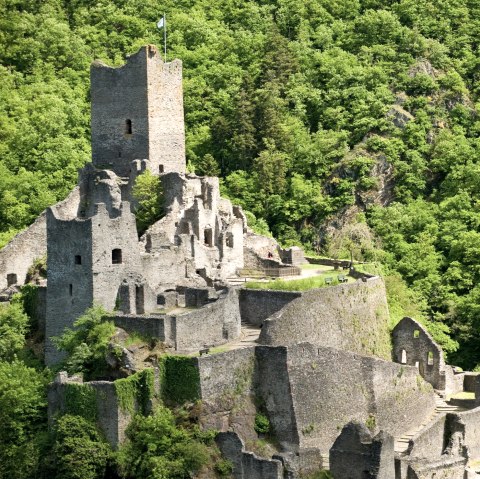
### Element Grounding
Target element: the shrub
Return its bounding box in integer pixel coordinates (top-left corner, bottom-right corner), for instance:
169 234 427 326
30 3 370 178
215 459 234 476
0 301 29 360
254 413 270 434
132 170 164 234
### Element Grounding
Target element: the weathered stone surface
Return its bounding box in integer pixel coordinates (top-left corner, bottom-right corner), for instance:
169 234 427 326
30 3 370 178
392 317 447 391
91 45 185 177
216 432 284 479
259 277 392 359
330 422 395 479
0 187 79 291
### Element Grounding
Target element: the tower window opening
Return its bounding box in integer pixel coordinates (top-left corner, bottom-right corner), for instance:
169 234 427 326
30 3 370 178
204 228 213 247
125 119 132 135
427 351 434 366
112 249 123 264
159 164 164 173
74 255 82 265
6 273 17 286
69 284 73 296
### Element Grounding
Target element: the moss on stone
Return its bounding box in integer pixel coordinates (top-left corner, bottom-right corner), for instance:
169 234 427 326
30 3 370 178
114 369 155 414
64 383 97 420
159 355 200 404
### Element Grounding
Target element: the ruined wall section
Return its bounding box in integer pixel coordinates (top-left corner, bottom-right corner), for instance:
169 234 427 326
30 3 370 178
91 49 149 176
196 347 257 441
392 317 447 391
45 209 94 365
0 187 79 290
259 277 392 360
147 56 185 174
173 288 241 351
239 289 302 326
91 45 185 177
91 202 142 313
284 344 435 452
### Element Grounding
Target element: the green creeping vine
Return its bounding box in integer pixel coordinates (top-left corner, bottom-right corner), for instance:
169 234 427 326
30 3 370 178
159 355 200 404
114 369 155 414
64 383 97 420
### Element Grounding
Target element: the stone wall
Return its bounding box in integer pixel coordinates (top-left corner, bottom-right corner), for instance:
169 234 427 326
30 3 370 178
195 347 257 441
452 406 480 458
110 313 170 343
90 45 185 177
330 422 395 479
407 415 448 460
275 343 435 452
216 432 283 479
259 277 392 360
239 289 301 326
0 187 79 291
47 373 133 448
392 317 447 390
173 288 241 351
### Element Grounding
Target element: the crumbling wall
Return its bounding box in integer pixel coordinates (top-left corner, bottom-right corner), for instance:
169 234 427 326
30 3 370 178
239 289 301 326
259 277 392 360
216 432 283 479
452 406 480 458
173 288 241 351
91 45 185 177
0 187 79 290
392 317 447 390
407 415 448 460
195 347 257 441
47 373 133 448
330 422 395 479
281 343 435 452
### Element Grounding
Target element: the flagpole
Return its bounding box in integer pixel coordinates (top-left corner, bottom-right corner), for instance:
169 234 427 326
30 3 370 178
164 13 167 62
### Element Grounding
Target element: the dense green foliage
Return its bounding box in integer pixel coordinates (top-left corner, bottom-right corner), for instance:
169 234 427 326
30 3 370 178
117 404 214 479
159 355 200 404
115 369 155 414
45 415 112 479
0 300 29 360
54 305 115 379
2 0 480 365
132 170 164 234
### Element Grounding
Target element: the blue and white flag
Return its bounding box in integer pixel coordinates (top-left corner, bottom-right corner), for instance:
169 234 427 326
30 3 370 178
157 16 165 29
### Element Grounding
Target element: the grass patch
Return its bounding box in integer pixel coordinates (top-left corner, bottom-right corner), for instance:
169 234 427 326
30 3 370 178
245 273 352 291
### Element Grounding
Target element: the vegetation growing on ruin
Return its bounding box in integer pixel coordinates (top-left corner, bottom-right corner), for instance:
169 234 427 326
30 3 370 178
245 274 346 291
114 368 155 415
64 382 98 420
54 305 115 380
132 170 165 235
117 403 219 479
0 300 30 361
159 355 201 404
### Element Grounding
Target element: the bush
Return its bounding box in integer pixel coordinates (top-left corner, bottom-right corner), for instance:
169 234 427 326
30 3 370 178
48 415 111 479
117 404 211 479
54 305 115 379
132 170 164 234
254 413 270 434
215 459 234 476
0 301 29 360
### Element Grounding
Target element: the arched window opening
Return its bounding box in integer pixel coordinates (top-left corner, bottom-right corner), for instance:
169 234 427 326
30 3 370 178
401 349 407 364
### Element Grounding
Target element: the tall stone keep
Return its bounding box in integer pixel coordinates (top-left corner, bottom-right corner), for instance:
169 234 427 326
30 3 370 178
90 45 185 177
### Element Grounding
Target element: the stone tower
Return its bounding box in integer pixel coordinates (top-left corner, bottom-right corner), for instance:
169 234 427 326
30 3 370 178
90 45 186 177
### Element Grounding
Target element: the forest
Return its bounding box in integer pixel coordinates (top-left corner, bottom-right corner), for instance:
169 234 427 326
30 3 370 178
2 0 480 477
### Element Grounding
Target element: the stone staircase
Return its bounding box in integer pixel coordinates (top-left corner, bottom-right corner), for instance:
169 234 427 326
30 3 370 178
225 321 261 350
394 394 466 454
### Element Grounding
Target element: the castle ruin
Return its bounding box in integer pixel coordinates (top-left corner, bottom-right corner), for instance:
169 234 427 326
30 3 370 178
1 45 480 478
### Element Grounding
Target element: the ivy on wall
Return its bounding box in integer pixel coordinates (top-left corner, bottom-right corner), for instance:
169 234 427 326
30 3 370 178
114 369 155 414
159 355 200 404
64 383 97 421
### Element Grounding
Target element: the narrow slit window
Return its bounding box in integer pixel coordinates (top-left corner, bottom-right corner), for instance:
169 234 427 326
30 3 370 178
74 255 82 265
125 119 132 135
69 284 73 296
159 164 164 173
401 349 407 364
112 249 122 264
427 351 434 366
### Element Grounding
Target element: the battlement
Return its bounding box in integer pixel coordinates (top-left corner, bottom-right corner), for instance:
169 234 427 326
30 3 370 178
91 45 185 177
